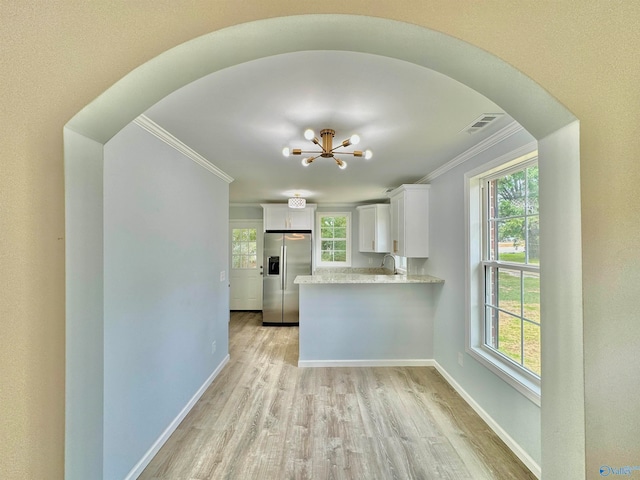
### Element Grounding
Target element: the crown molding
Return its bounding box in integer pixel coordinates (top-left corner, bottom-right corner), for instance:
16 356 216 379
417 121 524 184
315 203 361 209
230 202 362 209
133 115 234 184
229 203 263 208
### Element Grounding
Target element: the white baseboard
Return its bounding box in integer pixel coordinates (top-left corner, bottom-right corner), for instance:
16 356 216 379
298 359 436 368
124 354 230 480
433 361 541 479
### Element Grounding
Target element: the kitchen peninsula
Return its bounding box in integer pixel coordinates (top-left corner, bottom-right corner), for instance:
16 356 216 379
294 269 444 367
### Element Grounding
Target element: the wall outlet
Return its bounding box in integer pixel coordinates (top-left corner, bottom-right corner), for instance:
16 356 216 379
458 352 464 367
211 341 216 354
368 257 373 265
220 270 225 281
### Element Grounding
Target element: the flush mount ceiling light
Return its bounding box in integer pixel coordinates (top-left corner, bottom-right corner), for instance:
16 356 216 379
282 128 373 170
288 194 306 209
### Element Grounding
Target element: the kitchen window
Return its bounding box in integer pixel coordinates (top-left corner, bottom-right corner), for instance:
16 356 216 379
466 151 541 404
316 212 351 267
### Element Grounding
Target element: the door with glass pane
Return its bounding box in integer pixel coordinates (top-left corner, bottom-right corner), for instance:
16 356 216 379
229 221 263 310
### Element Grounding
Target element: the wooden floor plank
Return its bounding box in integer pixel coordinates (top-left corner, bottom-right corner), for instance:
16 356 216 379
139 311 536 480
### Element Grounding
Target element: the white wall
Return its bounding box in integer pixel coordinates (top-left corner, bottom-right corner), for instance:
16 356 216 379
425 129 543 465
299 283 437 364
64 128 105 480
538 122 585 478
103 123 230 479
229 204 263 220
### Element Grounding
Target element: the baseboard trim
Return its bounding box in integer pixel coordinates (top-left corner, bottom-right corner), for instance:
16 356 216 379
298 359 436 368
433 361 541 479
123 354 230 480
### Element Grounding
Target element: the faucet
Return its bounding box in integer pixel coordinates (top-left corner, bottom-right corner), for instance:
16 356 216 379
381 254 396 275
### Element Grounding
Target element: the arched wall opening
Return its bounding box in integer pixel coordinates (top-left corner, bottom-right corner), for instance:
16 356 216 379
64 14 583 479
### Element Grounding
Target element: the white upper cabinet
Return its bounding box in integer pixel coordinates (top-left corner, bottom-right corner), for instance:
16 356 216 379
356 204 391 253
388 184 430 258
261 204 317 232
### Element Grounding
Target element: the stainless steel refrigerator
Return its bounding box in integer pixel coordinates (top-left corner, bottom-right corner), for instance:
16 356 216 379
262 230 312 325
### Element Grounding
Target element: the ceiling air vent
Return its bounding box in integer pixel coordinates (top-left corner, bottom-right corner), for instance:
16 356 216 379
462 113 504 134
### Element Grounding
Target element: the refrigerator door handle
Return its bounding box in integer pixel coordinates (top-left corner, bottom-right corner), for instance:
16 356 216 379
282 245 287 289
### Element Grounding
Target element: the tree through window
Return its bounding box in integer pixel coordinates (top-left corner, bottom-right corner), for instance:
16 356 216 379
231 228 258 269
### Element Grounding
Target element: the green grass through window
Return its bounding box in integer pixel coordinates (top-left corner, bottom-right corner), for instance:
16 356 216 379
493 267 541 376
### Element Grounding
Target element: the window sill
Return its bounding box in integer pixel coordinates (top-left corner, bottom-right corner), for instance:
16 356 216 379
467 346 541 406
315 262 351 268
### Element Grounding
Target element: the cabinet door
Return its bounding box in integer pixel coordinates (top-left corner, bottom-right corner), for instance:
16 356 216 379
389 186 429 258
358 206 376 252
289 209 313 230
395 194 406 256
390 197 399 255
264 207 287 231
263 205 315 231
403 189 429 258
374 205 391 253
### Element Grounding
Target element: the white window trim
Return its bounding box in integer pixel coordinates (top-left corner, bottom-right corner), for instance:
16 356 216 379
395 255 408 274
315 212 352 267
465 146 541 406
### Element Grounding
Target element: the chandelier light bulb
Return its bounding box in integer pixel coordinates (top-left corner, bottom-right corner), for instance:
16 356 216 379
349 134 360 145
301 158 311 167
282 147 290 157
364 149 373 160
304 129 315 140
338 160 347 170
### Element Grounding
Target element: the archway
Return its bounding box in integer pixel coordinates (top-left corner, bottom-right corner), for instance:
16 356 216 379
65 14 583 479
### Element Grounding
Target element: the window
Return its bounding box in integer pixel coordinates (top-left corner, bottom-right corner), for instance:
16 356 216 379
484 163 540 375
231 228 258 269
467 151 540 404
316 212 351 267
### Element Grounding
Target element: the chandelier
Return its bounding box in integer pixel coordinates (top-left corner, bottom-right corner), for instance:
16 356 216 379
288 194 306 209
282 128 373 170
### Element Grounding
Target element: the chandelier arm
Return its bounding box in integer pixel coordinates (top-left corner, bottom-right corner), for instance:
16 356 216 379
330 151 357 156
334 157 347 169
330 138 353 152
329 144 348 154
330 143 362 154
304 154 321 163
294 149 323 155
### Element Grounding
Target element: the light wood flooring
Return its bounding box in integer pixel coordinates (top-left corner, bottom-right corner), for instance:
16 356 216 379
140 311 536 480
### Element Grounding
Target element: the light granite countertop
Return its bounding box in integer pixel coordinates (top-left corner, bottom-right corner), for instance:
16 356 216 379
294 271 444 285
